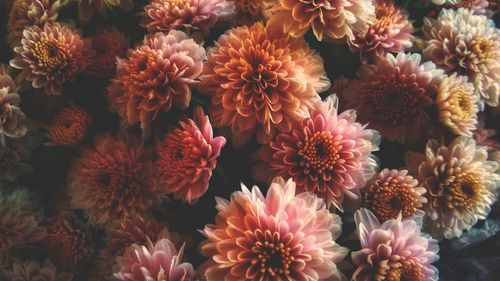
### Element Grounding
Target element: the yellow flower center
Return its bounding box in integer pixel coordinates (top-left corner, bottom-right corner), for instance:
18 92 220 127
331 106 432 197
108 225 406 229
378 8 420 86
373 3 397 29
252 234 293 278
449 88 475 119
300 131 342 174
444 172 482 208
471 37 493 63
33 39 66 70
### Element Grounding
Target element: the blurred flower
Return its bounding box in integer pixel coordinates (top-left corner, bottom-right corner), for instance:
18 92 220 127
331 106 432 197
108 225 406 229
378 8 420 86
86 27 129 77
351 208 439 281
0 138 33 181
405 137 500 239
364 169 427 222
329 75 351 111
68 133 161 226
157 107 226 204
113 238 195 281
77 0 133 22
446 0 490 14
107 30 205 136
2 260 73 281
0 188 46 267
141 0 234 36
254 95 380 211
200 22 329 145
7 0 61 47
473 128 500 153
350 0 413 60
200 177 348 281
267 0 374 41
232 0 274 24
0 64 26 143
45 106 92 146
344 53 443 142
436 73 478 136
10 22 94 95
422 8 500 107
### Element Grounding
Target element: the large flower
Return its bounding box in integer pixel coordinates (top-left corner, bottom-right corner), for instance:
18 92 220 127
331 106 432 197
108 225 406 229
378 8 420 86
344 53 443 142
267 0 374 41
2 260 73 281
200 177 348 281
0 64 26 143
405 137 500 239
422 8 500 107
254 95 380 211
86 27 129 77
10 22 94 95
200 22 329 145
77 0 133 22
68 133 161 226
107 30 205 136
45 106 92 146
351 208 439 281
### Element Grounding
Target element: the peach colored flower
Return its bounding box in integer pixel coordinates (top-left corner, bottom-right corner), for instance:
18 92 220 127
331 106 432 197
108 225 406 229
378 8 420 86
0 64 26 143
86 27 129 77
2 260 73 281
45 106 92 146
77 0 133 22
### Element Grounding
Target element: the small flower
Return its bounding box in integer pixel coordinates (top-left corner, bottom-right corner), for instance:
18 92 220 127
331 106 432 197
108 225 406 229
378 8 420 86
2 260 73 281
157 107 226 204
86 27 129 77
77 0 133 22
45 106 92 146
10 22 94 95
200 177 348 281
0 64 26 143
405 137 500 239
435 73 479 136
351 208 439 281
254 95 380 211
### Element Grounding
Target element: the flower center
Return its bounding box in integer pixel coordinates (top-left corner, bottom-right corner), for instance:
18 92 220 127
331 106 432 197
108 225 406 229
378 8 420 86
251 233 293 278
444 172 482 208
33 39 65 69
239 46 279 94
299 131 342 174
471 37 493 63
394 259 425 281
171 0 191 6
457 0 481 9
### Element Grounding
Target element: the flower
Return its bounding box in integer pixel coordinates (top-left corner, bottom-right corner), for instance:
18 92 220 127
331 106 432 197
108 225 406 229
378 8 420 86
7 0 61 47
0 64 26 143
351 208 439 281
86 27 129 77
113 238 195 281
68 133 161 226
254 95 380 211
141 0 234 36
232 0 274 24
405 137 500 239
446 0 490 15
329 75 351 111
267 0 374 41
45 106 92 146
350 0 414 60
2 260 73 281
0 138 33 182
106 30 205 136
200 177 348 281
157 107 226 204
364 169 427 222
77 0 133 22
200 22 329 145
422 8 500 107
10 22 94 95
344 53 443 142
435 73 479 136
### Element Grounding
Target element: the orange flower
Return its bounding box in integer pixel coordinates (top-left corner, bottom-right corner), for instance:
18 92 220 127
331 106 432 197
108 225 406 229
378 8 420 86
86 27 129 77
45 106 92 146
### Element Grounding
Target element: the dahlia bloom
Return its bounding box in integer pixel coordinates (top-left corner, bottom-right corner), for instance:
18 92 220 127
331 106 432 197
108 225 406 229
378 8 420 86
422 8 500 107
200 22 329 145
2 260 73 281
7 0 61 46
10 22 94 95
200 177 348 281
45 106 92 146
405 137 500 239
141 0 234 36
107 30 205 136
254 95 380 211
344 53 443 142
435 73 479 136
350 0 414 60
86 27 129 77
77 0 133 22
446 0 490 14
0 65 26 143
68 133 161 226
114 238 195 281
352 208 439 281
364 169 427 222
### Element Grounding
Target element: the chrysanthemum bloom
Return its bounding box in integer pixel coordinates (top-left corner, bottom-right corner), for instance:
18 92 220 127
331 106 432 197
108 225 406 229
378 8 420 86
405 137 500 239
2 260 73 281
68 133 161 226
0 65 26 142
351 208 439 281
254 95 380 211
7 0 61 47
113 238 195 281
107 30 205 136
200 22 330 145
446 0 490 14
267 0 374 41
435 73 478 136
200 177 348 281
350 0 413 60
422 8 500 107
77 0 133 22
141 0 234 36
86 27 129 77
45 106 92 146
157 107 226 204
344 53 443 142
10 22 94 95
0 188 46 267
364 169 427 222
